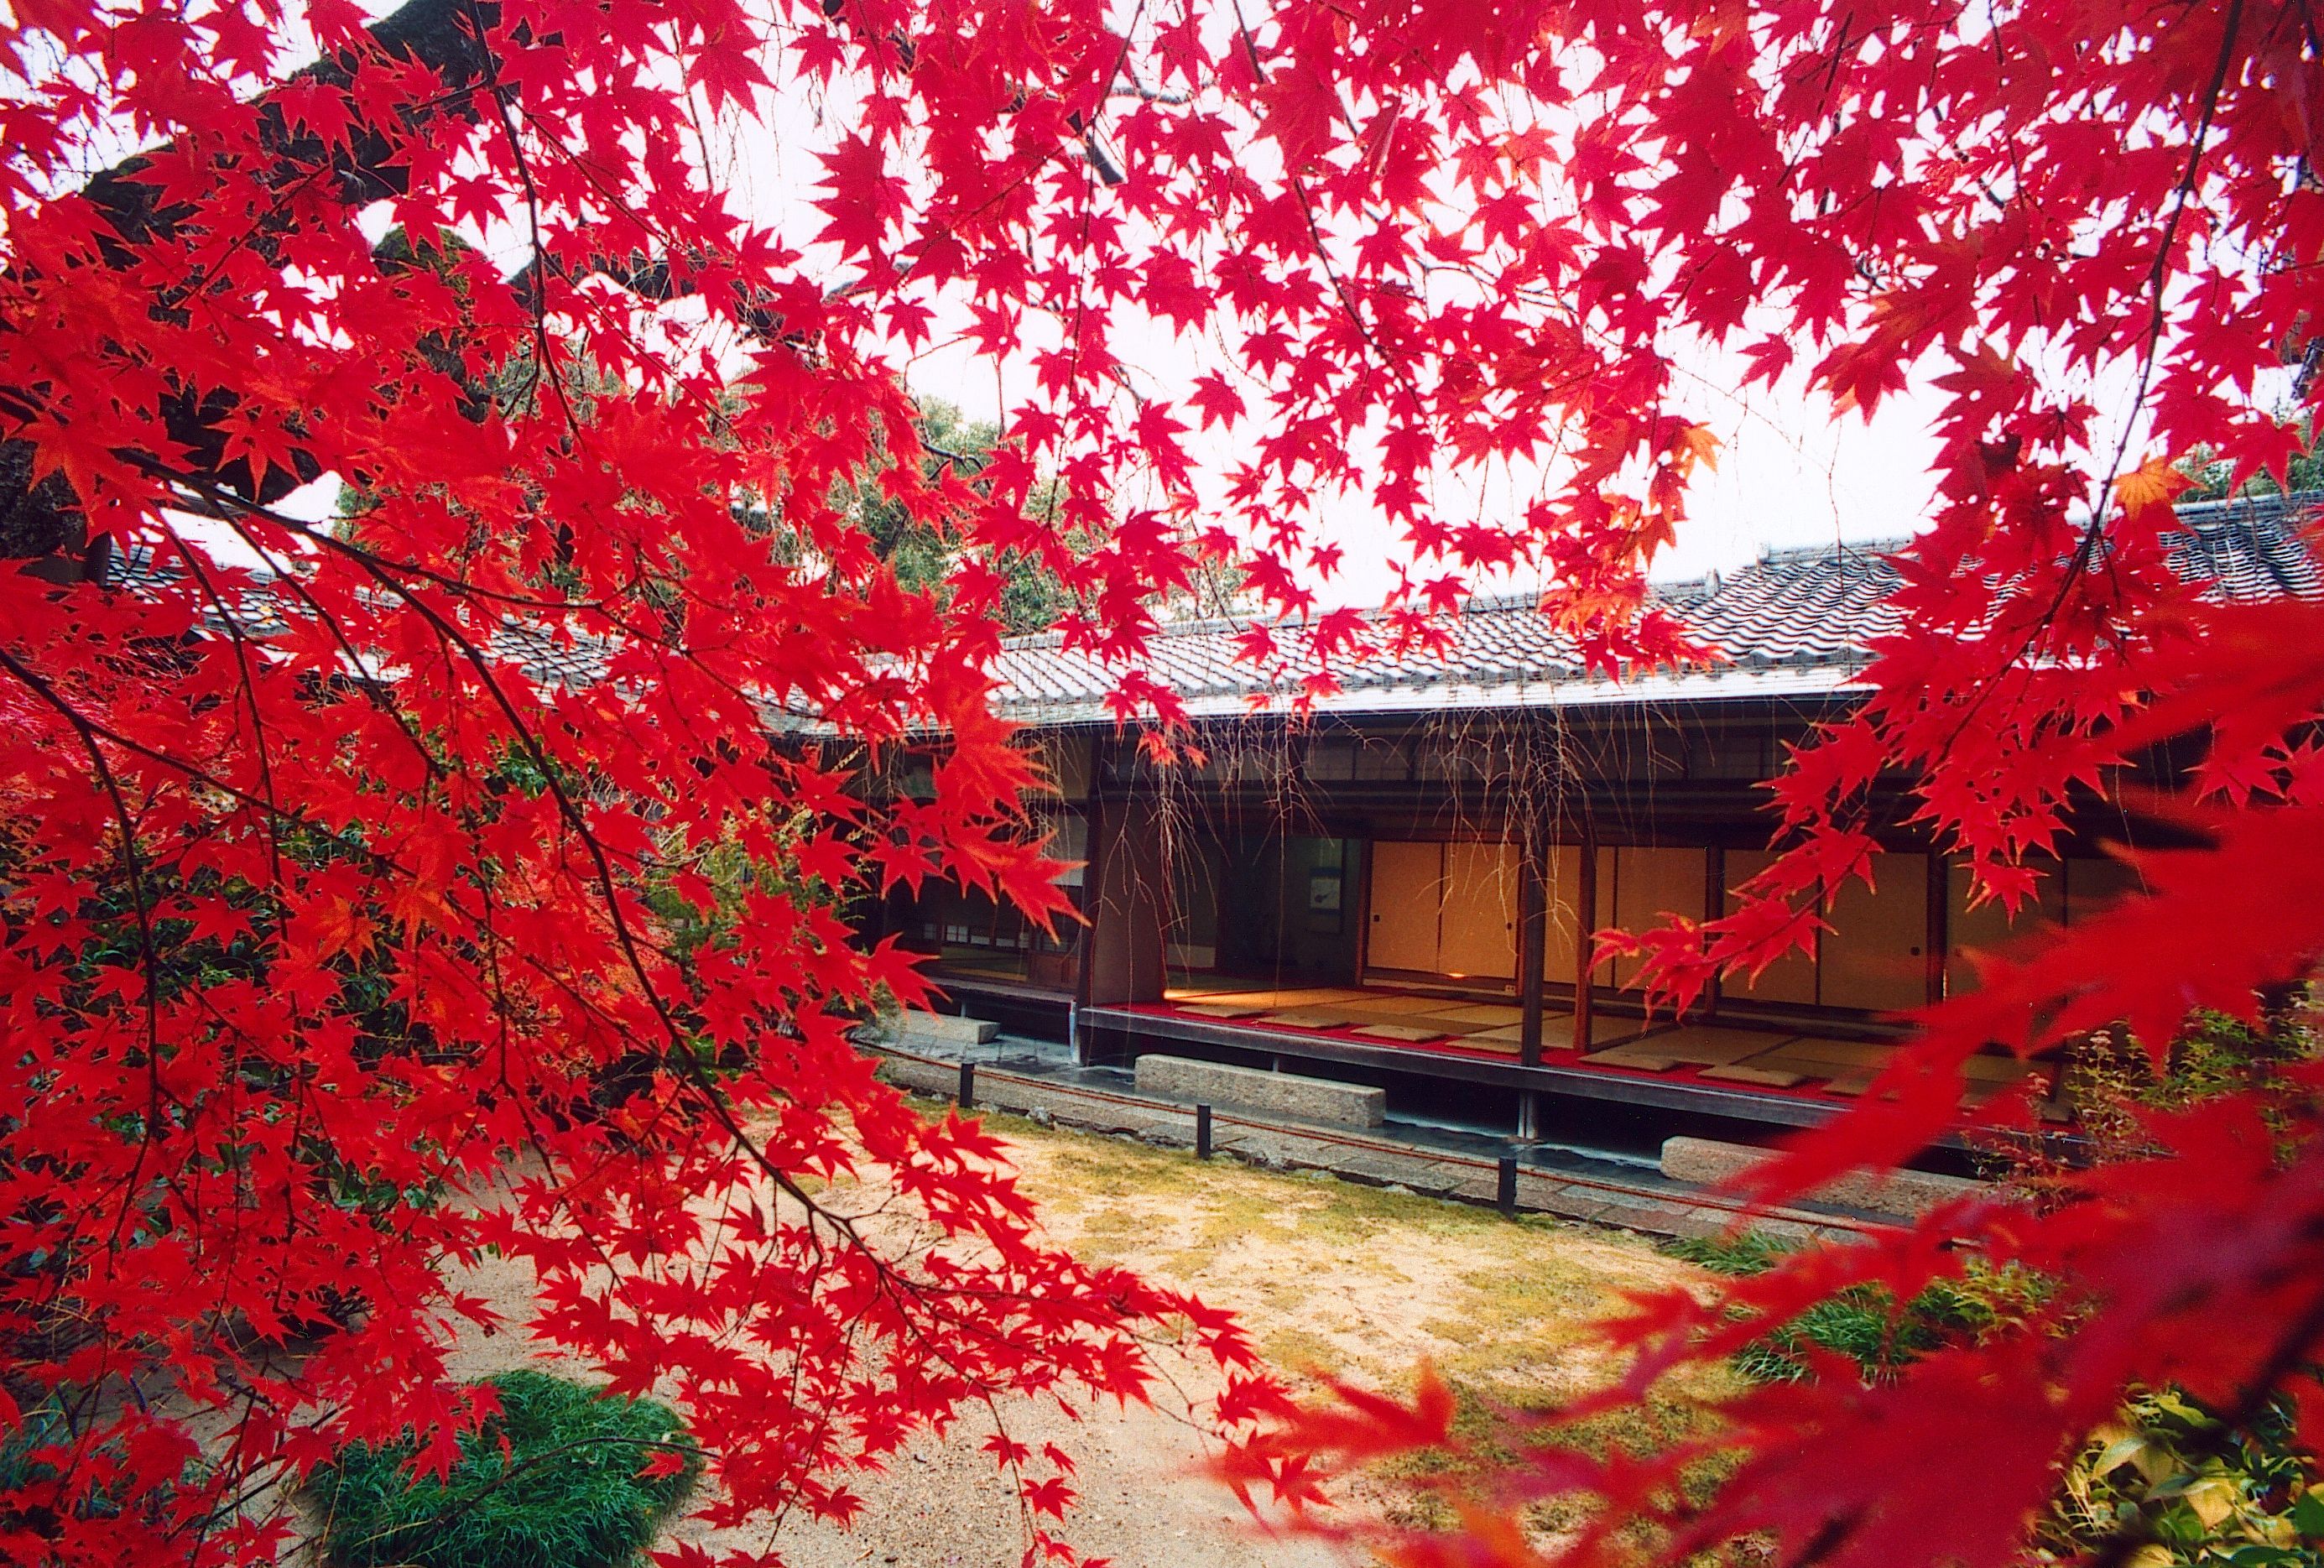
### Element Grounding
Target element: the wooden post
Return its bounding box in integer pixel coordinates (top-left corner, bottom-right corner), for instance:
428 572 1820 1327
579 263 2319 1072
1072 767 1104 1065
1517 823 1549 1070
1572 822 1597 1051
1704 844 1725 1023
1925 848 1949 1006
1086 794 1166 1008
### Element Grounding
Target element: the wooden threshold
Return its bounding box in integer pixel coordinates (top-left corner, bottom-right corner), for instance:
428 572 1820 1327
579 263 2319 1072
926 972 1075 1006
1077 1004 1850 1132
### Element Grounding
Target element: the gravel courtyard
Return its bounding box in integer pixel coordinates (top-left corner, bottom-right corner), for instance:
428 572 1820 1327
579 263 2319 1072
416 1107 1721 1567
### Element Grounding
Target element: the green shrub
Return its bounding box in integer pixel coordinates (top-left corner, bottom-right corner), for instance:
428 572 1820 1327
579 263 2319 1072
2038 1389 2323 1566
310 1370 701 1568
2056 1012 2318 1166
1671 1237 2320 1565
1664 1233 2031 1383
0 1396 199 1536
1662 1232 1794 1279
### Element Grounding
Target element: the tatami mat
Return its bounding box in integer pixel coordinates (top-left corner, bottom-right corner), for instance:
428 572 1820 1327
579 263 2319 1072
1586 1045 1681 1072
1165 987 1368 1008
1763 1036 1896 1071
1138 990 2008 1108
1428 1003 1527 1025
1378 1013 1498 1036
1257 1008 1362 1029
1339 994 1445 1015
1353 1022 1455 1043
1166 986 1533 1044
1469 1014 1639 1050
1564 1014 1658 1049
1626 1026 1783 1066
1701 1062 1811 1088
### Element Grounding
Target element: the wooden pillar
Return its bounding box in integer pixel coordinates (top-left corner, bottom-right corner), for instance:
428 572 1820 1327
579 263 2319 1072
1078 735 1168 1075
1517 822 1550 1070
1087 792 1167 1009
1572 820 1597 1050
1072 755 1106 1065
1925 848 1949 1006
1704 843 1725 1023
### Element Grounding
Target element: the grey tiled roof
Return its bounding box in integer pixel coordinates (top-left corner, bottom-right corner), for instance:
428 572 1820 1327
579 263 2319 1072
107 543 619 692
102 492 2321 727
987 492 2322 725
109 543 289 639
2162 491 2324 600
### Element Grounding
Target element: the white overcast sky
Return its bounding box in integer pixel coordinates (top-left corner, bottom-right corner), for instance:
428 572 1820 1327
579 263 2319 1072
237 1 2198 611
698 53 1959 611
253 316 1949 602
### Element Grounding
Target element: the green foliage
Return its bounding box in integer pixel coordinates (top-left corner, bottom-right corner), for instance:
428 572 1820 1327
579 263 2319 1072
0 1402 111 1529
1673 1236 2320 1565
1663 1234 2033 1384
2037 1390 2323 1567
645 825 816 963
839 399 1083 634
2175 415 2324 501
2066 1011 2316 1144
310 1371 700 1568
2020 1013 2323 1565
1660 1232 1793 1279
0 1397 205 1534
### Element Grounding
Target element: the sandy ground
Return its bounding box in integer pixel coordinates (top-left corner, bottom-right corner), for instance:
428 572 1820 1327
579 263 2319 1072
428 1240 1333 1568
286 1110 1712 1565
665 1399 1338 1568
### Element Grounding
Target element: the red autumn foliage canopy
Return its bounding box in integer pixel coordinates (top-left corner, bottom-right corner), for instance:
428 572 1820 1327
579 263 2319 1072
2 0 2321 1565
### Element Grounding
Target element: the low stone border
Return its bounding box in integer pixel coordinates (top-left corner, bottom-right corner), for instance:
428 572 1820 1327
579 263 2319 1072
870 1044 1877 1245
869 1011 998 1050
1661 1135 1985 1216
1134 1054 1387 1128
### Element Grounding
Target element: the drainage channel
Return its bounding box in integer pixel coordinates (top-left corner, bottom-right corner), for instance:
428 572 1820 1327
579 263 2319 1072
877 1044 1886 1242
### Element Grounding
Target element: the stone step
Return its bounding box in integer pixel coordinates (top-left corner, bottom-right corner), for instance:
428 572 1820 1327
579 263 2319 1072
1133 1054 1385 1129
1660 1135 1982 1218
890 1010 997 1046
863 1055 1872 1242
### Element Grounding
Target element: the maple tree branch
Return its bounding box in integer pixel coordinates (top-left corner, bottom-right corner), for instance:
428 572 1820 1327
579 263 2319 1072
96 481 878 1055
0 0 495 564
174 477 1041 1403
1842 6 2259 857
0 540 679 1134
463 0 588 449
0 640 176 1245
1223 0 1431 435
168 540 292 887
2077 0 2247 579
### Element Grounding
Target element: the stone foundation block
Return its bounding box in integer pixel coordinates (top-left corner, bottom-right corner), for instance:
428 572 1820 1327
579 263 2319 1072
1660 1135 1983 1218
1133 1055 1385 1128
886 1010 997 1046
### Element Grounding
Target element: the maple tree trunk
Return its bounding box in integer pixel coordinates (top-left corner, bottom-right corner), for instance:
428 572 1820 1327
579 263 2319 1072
0 0 795 573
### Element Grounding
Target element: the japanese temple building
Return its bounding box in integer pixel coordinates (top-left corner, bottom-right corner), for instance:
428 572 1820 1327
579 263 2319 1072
864 495 2321 1150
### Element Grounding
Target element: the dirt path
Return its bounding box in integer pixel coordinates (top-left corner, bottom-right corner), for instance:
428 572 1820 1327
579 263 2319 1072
404 1109 1714 1566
